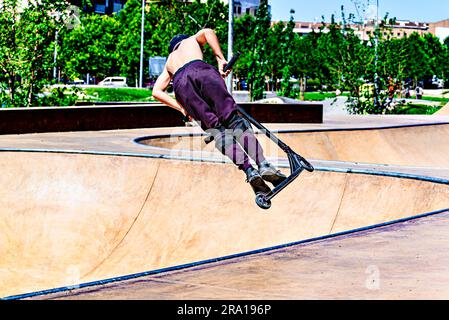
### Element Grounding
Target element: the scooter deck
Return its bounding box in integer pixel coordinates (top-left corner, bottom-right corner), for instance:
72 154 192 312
237 107 314 209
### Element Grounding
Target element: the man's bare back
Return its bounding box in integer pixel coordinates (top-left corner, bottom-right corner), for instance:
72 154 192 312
165 37 204 76
152 29 230 117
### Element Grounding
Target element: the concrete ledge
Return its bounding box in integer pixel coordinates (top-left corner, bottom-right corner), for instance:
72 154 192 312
0 102 323 135
435 101 449 115
239 102 322 124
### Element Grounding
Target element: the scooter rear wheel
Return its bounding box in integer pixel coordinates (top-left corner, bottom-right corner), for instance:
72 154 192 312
256 194 271 210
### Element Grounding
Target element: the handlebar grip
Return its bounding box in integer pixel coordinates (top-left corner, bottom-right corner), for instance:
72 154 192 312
223 51 241 73
204 135 214 144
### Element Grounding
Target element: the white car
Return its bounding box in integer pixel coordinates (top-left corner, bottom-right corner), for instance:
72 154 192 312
433 79 444 89
98 77 128 87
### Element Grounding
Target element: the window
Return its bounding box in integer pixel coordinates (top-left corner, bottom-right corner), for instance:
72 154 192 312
94 0 106 14
113 0 124 12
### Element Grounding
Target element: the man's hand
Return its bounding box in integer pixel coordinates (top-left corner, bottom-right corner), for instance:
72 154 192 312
194 29 231 78
217 57 231 78
180 108 193 122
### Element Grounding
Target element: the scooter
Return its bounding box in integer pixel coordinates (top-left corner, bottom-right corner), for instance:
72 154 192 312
204 53 314 209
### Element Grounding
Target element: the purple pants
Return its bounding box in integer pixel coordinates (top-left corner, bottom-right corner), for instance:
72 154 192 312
173 60 266 171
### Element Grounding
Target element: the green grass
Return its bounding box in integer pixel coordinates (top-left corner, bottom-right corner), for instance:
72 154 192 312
421 96 449 106
82 89 337 103
82 87 154 102
303 92 337 101
392 103 442 115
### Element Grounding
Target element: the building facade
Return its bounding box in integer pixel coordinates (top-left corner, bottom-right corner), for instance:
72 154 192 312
70 0 264 17
274 19 445 42
231 0 260 17
68 0 126 15
179 0 263 17
429 19 449 43
356 20 430 41
0 0 125 14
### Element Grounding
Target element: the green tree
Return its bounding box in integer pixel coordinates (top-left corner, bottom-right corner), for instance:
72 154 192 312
59 13 121 82
247 0 271 101
266 11 299 97
265 21 285 92
422 33 446 81
295 31 322 99
316 16 347 91
0 0 70 107
115 0 143 86
114 0 227 87
233 14 256 83
278 10 298 98
401 32 430 87
442 40 449 87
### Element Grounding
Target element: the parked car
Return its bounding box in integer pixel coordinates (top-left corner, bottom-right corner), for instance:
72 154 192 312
423 76 444 89
71 78 85 85
98 76 128 87
431 76 444 89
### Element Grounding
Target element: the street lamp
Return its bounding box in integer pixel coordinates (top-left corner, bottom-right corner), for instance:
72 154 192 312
49 11 63 82
139 0 145 88
374 0 379 109
226 0 234 93
54 30 59 81
50 6 83 83
140 1 161 88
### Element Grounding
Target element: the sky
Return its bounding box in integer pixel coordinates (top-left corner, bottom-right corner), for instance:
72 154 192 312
268 0 449 23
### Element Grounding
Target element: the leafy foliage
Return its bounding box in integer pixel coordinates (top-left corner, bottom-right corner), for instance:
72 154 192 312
0 0 69 107
83 87 153 102
59 13 121 82
113 0 227 87
1 0 448 113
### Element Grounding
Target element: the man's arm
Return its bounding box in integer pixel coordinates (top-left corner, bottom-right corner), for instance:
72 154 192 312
194 29 231 78
152 67 188 117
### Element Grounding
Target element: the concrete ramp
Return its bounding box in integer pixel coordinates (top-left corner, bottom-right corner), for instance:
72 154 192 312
1 151 449 298
143 123 449 168
435 102 449 115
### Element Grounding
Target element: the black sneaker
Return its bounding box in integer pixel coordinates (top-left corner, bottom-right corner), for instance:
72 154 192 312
258 161 287 187
245 167 271 195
